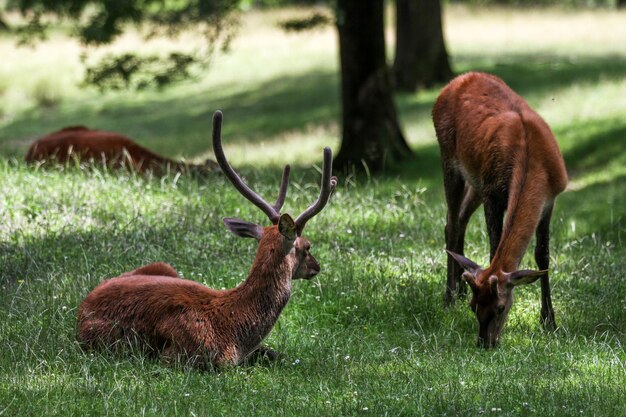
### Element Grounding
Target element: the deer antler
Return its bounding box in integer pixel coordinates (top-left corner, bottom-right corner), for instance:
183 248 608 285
212 111 290 224
295 147 337 235
273 165 290 212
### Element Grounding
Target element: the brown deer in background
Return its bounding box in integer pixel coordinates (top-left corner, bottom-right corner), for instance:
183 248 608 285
433 72 568 347
26 126 218 175
77 111 337 367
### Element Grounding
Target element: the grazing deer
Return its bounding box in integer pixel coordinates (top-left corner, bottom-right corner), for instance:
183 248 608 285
25 126 218 175
433 72 568 347
77 111 337 367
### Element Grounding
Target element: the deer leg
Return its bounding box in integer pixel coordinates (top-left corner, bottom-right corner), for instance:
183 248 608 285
536 205 556 330
483 198 505 262
443 166 467 305
455 184 482 299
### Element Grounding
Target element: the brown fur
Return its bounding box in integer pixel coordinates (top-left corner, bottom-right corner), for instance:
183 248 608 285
77 223 320 368
433 72 568 347
25 126 218 175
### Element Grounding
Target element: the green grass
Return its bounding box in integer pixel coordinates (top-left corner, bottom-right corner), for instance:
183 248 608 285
1 5 625 416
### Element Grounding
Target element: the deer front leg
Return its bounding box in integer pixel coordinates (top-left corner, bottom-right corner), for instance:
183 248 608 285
483 198 505 262
443 169 467 305
535 206 556 330
455 184 482 298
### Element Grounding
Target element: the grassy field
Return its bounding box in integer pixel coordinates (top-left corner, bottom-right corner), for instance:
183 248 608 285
1 5 625 416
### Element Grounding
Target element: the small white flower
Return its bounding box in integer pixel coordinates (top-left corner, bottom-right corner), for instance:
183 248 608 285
292 359 300 365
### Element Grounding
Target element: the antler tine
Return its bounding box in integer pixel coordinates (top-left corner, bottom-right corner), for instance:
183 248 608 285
295 147 337 235
272 164 291 212
212 111 280 224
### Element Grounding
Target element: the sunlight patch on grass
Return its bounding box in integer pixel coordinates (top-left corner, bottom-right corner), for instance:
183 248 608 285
200 119 339 168
447 6 626 58
539 78 626 128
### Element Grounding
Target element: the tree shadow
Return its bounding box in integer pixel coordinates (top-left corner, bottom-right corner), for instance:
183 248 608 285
1 52 624 179
454 53 626 98
0 69 341 159
558 118 626 176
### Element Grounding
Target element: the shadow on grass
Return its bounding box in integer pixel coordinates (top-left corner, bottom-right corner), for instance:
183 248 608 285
3 52 625 162
0 69 341 159
454 53 626 98
557 117 626 176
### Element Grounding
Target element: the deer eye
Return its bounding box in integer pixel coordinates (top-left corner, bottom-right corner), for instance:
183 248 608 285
496 304 506 315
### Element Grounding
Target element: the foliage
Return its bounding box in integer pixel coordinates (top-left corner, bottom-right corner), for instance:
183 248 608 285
83 51 201 90
4 0 240 89
277 11 332 33
0 6 625 415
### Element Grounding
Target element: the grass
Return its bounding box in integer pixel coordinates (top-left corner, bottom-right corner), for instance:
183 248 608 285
1 4 625 416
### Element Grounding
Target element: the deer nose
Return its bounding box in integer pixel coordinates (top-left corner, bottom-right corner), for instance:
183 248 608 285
307 264 320 279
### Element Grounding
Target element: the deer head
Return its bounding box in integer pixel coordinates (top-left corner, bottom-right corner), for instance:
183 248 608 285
212 110 337 280
447 250 547 348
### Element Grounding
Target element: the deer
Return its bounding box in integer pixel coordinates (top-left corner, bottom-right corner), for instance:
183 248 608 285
77 110 338 368
432 72 568 348
25 126 218 176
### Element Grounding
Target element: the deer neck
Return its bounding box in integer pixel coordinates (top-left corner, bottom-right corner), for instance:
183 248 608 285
236 250 294 308
490 167 548 274
225 242 295 356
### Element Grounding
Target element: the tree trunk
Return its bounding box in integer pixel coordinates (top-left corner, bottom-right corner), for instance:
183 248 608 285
618 0 626 8
393 0 453 92
335 0 413 172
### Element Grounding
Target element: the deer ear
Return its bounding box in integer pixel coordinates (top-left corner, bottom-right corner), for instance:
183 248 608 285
223 218 263 240
446 250 482 275
504 269 547 287
278 213 297 241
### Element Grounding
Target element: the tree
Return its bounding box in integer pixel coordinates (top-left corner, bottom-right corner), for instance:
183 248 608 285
334 0 413 172
393 0 453 92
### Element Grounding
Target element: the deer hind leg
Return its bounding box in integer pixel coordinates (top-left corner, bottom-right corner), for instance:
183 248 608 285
535 205 556 330
78 317 124 351
443 165 470 305
483 197 506 262
120 262 179 278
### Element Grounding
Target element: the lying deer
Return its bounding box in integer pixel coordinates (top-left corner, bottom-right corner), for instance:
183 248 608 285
77 111 337 367
26 126 218 175
433 72 568 347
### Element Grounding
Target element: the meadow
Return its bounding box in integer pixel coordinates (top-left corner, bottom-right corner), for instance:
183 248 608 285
1 5 625 416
